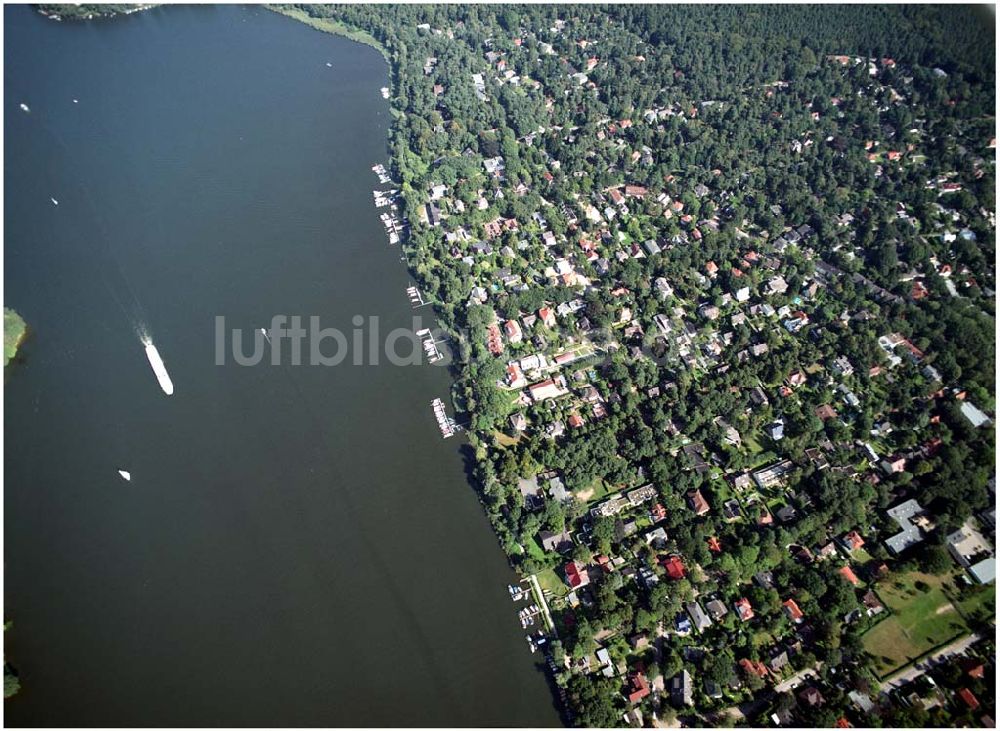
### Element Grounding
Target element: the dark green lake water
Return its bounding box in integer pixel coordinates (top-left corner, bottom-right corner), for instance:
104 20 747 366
4 5 559 726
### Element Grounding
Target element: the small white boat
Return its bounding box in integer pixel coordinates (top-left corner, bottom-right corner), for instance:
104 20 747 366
118 469 131 481
325 62 332 68
72 98 79 104
141 335 174 396
19 103 30 112
50 198 59 206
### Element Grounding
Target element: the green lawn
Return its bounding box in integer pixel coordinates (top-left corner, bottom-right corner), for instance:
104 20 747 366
524 535 550 564
536 567 569 598
862 571 970 677
4 308 26 366
743 434 764 455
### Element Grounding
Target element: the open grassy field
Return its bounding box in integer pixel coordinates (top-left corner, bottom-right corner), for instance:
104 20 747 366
863 571 970 677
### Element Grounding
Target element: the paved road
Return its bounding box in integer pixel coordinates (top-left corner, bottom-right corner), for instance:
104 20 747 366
774 666 819 693
881 633 982 689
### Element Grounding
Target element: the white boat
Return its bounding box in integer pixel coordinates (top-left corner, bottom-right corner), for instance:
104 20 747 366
19 103 30 112
50 198 59 206
260 327 271 343
325 62 332 68
118 469 131 481
380 87 390 99
72 98 79 104
141 335 174 396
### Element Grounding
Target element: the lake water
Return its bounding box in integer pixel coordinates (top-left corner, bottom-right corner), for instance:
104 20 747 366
3 5 560 726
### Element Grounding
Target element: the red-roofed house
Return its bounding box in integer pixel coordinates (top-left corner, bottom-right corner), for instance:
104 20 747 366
506 363 525 387
839 565 860 586
707 536 722 553
734 598 755 622
486 323 503 356
842 531 866 552
687 489 710 516
565 560 590 589
651 503 667 522
816 404 838 421
783 598 804 622
958 688 980 710
835 718 851 728
626 672 650 704
739 658 768 678
662 555 686 580
706 261 719 276
959 658 985 679
538 307 556 328
504 319 523 344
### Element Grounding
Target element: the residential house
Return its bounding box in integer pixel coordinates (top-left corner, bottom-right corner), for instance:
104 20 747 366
969 557 996 584
706 599 728 621
565 560 590 589
686 601 713 632
885 499 926 554
782 598 804 623
861 590 884 616
740 658 769 679
528 377 567 402
841 530 866 553
539 529 573 553
687 488 710 516
670 669 693 707
625 672 651 704
815 404 838 421
839 565 860 586
538 306 556 328
596 647 615 678
504 319 523 344
734 597 755 622
946 523 992 568
831 355 855 377
799 686 825 708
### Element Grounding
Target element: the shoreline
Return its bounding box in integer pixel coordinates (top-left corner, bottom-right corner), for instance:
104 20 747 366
265 5 389 62
272 8 571 723
35 4 158 22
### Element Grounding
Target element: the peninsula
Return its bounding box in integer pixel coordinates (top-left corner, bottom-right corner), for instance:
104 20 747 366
4 308 27 367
